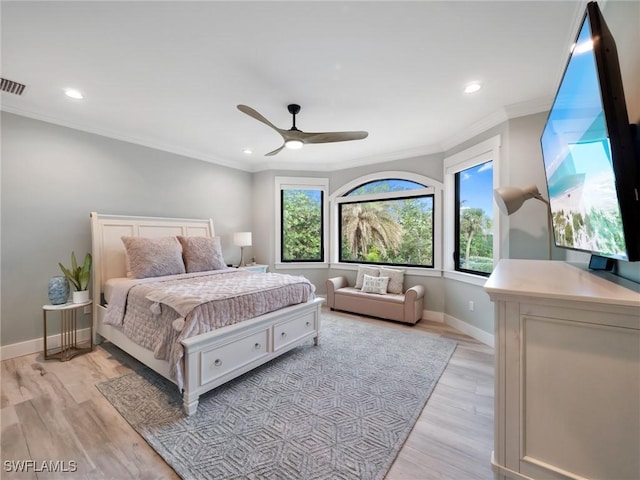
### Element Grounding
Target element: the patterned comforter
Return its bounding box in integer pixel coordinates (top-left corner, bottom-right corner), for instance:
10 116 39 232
103 269 315 389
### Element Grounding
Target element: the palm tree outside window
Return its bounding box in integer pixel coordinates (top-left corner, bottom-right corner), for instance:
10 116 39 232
454 161 494 275
338 179 434 267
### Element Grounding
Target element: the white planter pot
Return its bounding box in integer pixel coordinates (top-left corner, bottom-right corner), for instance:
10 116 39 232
73 290 90 304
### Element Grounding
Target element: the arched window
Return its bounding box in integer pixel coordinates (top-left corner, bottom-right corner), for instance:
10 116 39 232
331 173 442 269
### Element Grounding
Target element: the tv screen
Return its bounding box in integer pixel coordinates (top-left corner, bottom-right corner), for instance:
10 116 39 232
540 1 639 262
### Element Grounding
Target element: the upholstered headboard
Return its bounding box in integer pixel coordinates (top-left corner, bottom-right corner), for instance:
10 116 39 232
90 212 215 299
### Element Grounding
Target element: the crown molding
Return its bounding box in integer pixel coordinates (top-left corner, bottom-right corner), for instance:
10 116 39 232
4 95 555 175
504 96 553 119
440 109 508 152
255 142 443 173
0 105 253 172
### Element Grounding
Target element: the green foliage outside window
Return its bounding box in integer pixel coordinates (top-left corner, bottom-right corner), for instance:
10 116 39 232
455 160 494 275
339 180 433 267
282 189 323 261
458 207 493 273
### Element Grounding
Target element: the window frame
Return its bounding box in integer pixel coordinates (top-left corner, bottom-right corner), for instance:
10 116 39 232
444 135 502 285
275 176 329 269
330 171 442 276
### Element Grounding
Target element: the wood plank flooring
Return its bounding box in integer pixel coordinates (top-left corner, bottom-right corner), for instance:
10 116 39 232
1 308 494 479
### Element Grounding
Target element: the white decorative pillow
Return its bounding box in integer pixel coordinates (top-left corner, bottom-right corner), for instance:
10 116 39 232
121 236 186 279
177 236 227 273
380 267 404 294
361 274 389 295
355 266 380 289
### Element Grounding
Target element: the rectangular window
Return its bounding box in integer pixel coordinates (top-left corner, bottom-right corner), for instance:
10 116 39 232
454 161 494 275
338 194 434 267
275 177 328 266
281 189 324 262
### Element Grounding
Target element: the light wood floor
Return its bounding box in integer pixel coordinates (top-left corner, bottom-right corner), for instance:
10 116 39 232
1 308 494 479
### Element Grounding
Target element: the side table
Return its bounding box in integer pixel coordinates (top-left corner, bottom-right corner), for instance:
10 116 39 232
43 300 93 361
237 264 268 273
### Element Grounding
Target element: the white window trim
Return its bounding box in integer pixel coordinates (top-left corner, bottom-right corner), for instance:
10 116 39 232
443 135 501 285
329 171 443 272
275 176 329 269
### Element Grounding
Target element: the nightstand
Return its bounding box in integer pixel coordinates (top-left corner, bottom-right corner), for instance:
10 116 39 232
238 264 268 273
43 300 93 361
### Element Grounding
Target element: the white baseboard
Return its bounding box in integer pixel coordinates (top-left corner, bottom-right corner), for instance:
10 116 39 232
0 327 92 361
423 310 444 322
444 313 494 347
1 311 491 359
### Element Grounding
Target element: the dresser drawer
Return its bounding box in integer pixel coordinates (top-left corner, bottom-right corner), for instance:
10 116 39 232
273 312 316 351
201 329 269 385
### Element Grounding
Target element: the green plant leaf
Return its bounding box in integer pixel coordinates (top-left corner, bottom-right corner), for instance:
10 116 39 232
59 252 91 291
71 251 78 272
59 262 81 290
79 270 90 290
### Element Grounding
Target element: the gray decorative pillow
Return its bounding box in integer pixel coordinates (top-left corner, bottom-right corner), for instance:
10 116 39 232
355 266 380 289
380 267 404 294
177 236 227 273
121 236 186 279
361 274 389 295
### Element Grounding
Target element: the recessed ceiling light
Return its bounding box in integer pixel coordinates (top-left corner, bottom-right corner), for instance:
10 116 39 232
64 88 83 99
242 148 253 155
464 83 481 94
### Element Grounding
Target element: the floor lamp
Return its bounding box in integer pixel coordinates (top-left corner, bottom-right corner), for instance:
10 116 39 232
233 231 252 267
494 184 552 260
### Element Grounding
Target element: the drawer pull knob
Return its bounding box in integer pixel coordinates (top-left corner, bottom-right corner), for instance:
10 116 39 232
281 332 287 337
213 359 222 367
254 343 261 349
306 321 310 326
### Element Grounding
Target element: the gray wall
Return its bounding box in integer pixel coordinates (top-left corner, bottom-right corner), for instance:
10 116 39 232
1 112 252 346
441 0 640 335
442 122 509 335
570 0 640 284
328 153 446 313
2 0 637 348
250 153 447 314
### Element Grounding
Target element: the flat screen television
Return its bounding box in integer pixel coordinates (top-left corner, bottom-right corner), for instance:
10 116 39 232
540 1 639 263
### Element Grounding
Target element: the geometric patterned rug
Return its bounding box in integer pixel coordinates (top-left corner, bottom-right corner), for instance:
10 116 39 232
97 312 456 480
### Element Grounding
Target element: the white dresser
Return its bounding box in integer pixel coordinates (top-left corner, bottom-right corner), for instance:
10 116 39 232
484 260 639 480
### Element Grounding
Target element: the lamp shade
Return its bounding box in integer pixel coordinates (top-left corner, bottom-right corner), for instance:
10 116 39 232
494 184 543 215
233 231 252 247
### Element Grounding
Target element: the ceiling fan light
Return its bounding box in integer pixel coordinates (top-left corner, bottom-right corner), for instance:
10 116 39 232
285 139 303 150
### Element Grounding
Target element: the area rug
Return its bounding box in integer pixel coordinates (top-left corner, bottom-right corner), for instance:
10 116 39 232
97 313 456 480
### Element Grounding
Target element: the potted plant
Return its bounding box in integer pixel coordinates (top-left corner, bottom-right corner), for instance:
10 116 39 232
59 252 92 303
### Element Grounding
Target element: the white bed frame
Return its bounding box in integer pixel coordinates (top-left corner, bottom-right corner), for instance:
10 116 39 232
90 212 322 415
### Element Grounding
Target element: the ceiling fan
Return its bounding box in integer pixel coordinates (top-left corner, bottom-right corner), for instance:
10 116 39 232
237 104 368 156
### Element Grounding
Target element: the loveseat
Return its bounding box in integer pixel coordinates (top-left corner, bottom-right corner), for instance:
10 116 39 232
326 267 424 324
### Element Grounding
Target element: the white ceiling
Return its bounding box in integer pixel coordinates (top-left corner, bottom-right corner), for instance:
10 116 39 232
1 1 587 172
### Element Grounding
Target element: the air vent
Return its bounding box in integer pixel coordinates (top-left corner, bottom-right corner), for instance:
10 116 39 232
0 78 26 95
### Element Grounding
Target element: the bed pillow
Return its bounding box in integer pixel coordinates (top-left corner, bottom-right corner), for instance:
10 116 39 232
361 274 389 295
355 266 380 289
177 235 227 273
121 236 186 279
380 267 404 294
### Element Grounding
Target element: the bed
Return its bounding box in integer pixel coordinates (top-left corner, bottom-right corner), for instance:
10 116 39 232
90 212 323 415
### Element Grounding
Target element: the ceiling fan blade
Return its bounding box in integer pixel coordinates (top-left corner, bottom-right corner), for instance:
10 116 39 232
300 131 369 144
239 103 367 155
237 104 281 132
265 144 286 156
